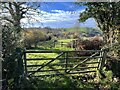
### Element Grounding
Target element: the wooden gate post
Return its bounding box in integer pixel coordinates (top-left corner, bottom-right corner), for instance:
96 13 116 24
23 48 27 77
97 50 103 70
98 48 108 78
17 48 24 76
14 48 24 88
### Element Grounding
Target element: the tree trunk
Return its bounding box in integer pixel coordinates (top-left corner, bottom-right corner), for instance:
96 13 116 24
109 28 113 46
118 28 120 59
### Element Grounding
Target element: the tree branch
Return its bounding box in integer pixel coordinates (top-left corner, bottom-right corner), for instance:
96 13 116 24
1 17 14 24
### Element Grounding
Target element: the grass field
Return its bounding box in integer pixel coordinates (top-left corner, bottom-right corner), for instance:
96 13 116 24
24 39 119 89
58 39 76 43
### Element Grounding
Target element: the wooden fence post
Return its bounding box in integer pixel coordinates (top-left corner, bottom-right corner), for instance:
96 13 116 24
65 52 68 73
61 42 63 47
53 40 57 48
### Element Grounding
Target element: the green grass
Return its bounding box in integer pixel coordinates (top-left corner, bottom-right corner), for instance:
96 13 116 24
26 45 99 78
23 39 119 89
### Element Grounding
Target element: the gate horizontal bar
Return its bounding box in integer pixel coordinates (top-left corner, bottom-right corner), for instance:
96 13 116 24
26 56 102 60
30 70 96 77
68 70 96 74
27 66 98 73
24 50 102 53
27 62 99 67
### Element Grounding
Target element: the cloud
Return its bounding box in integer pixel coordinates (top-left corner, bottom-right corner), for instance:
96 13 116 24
1 3 96 28
42 9 85 22
20 6 96 28
39 18 97 28
21 8 85 27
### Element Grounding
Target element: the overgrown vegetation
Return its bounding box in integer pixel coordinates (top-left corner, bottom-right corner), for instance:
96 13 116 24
23 29 51 48
1 1 120 90
17 39 119 89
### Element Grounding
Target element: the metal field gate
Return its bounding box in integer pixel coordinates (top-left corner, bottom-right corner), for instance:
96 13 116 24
23 49 107 77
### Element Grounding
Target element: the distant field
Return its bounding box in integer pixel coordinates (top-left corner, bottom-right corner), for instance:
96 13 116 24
58 39 76 43
65 27 92 33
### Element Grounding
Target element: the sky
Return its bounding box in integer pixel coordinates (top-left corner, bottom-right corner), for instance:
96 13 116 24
21 2 98 28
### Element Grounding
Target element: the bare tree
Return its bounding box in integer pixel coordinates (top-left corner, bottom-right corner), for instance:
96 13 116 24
0 2 42 89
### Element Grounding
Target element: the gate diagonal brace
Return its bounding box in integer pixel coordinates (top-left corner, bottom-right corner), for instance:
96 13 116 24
66 52 99 73
28 52 65 76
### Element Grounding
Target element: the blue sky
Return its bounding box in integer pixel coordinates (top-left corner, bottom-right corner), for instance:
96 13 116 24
21 2 97 28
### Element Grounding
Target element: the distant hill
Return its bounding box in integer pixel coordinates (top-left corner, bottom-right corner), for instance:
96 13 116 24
23 27 102 37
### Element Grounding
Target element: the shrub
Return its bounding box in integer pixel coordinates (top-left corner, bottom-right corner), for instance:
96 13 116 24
2 24 23 89
23 29 51 48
